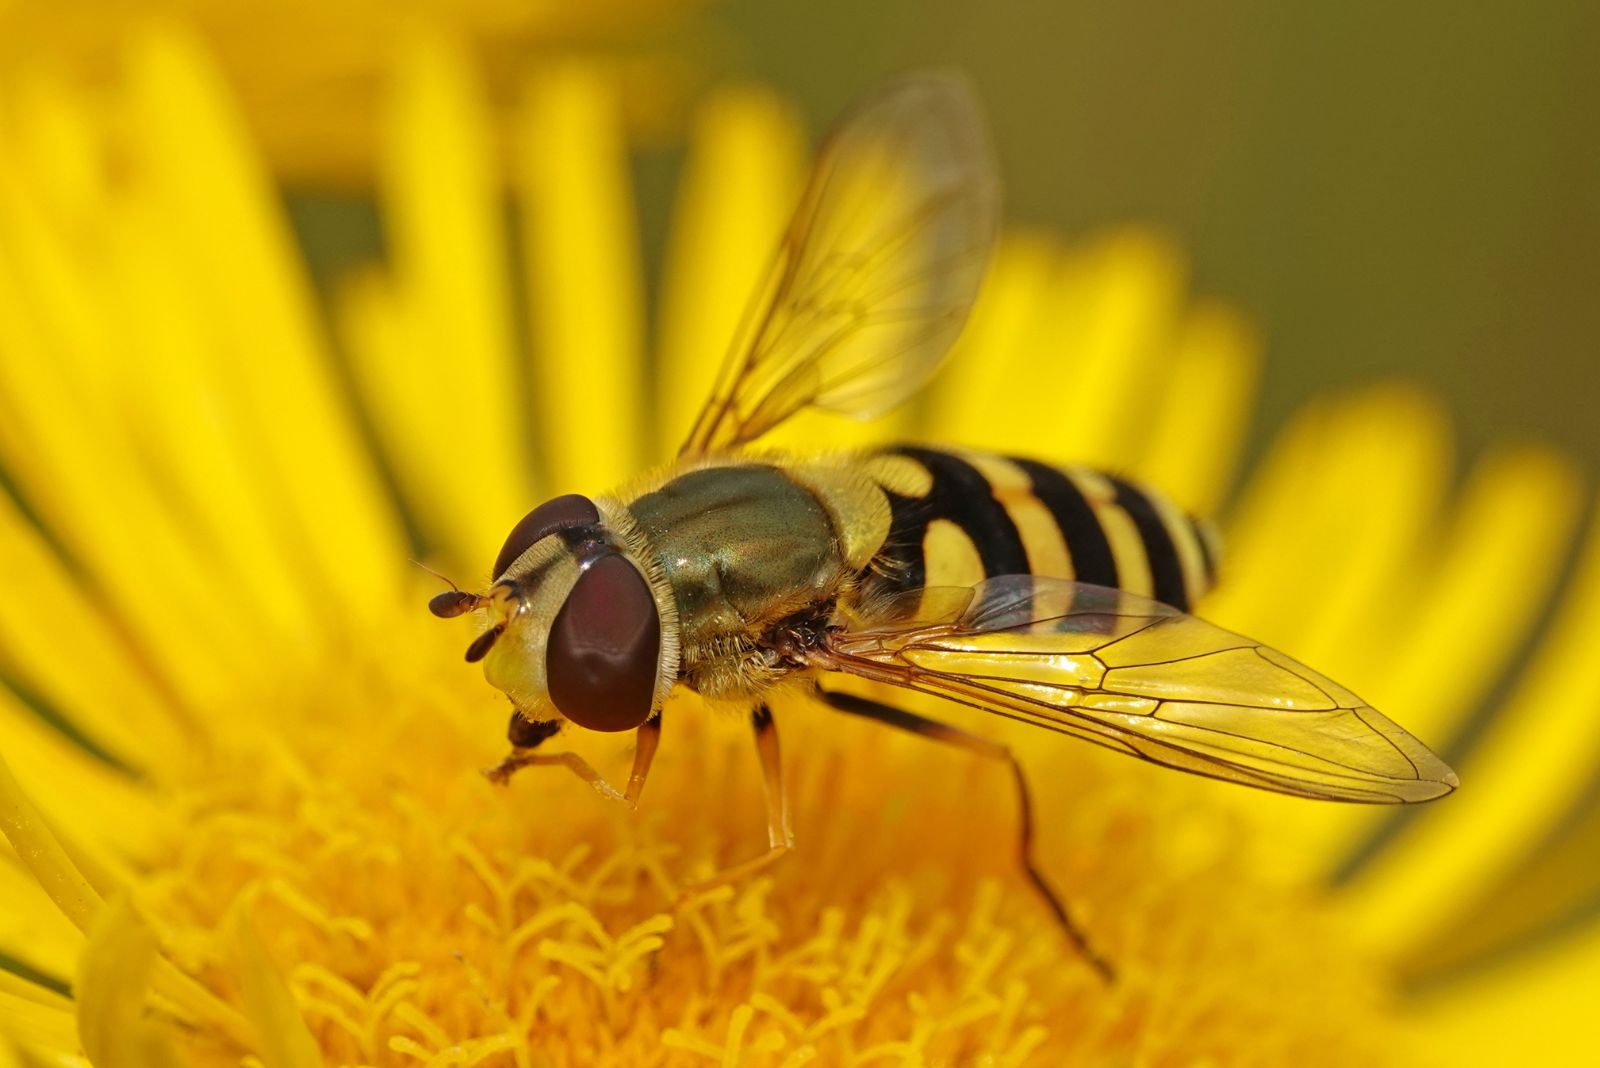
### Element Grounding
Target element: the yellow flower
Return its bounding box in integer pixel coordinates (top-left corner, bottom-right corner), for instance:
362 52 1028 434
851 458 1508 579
1 18 1597 1068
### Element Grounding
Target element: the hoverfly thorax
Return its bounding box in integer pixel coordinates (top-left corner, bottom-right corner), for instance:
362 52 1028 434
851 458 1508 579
443 494 681 733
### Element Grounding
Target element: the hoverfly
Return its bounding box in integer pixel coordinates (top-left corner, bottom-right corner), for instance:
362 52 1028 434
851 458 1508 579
430 75 1457 979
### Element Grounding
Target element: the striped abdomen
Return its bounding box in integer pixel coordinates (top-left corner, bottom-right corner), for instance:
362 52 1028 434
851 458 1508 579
862 445 1218 612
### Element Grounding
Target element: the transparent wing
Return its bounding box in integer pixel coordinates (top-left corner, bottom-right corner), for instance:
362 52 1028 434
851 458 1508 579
679 74 1000 457
819 576 1459 803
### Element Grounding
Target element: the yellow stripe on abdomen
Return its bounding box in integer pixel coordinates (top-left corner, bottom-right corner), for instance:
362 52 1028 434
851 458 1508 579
1068 468 1156 599
922 518 986 588
963 453 1074 581
1148 486 1214 609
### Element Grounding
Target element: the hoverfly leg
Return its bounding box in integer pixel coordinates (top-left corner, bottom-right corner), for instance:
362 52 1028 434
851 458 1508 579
508 710 561 749
624 712 663 809
676 704 793 906
817 688 1116 983
752 704 795 849
485 749 626 801
484 709 628 802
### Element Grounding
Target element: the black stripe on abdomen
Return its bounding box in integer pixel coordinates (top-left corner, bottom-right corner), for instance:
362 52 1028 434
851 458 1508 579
1106 475 1190 610
877 447 1030 592
1010 458 1119 590
1191 512 1217 587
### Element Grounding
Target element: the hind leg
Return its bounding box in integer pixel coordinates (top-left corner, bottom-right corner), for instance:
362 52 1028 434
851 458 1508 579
818 688 1114 982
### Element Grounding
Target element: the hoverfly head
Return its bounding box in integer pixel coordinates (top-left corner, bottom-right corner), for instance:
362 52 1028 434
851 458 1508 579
454 494 678 734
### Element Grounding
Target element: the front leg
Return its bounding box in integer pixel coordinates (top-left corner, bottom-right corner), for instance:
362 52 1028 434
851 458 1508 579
486 709 662 808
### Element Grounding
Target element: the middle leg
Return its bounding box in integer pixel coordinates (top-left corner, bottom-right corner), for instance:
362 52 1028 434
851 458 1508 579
677 703 794 902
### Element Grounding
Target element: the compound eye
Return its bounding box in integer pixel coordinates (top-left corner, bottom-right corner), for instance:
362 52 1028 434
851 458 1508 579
546 554 660 732
493 494 601 579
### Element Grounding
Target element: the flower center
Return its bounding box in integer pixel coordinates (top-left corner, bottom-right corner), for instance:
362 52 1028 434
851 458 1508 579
134 627 1410 1066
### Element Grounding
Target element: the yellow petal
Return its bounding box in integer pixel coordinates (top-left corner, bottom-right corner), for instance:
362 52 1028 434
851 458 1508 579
0 68 321 683
921 232 1064 456
1205 384 1451 667
0 750 105 934
1131 300 1260 516
365 25 531 568
1289 387 1451 676
1396 786 1600 985
0 983 78 1055
1040 229 1185 470
339 266 497 574
127 23 406 627
0 688 159 865
1336 512 1600 960
655 85 805 457
0 154 249 710
518 61 647 492
1365 445 1583 751
0 856 80 987
1293 445 1584 877
232 916 325 1068
1407 917 1600 1066
1199 389 1332 635
74 896 180 1068
1196 386 1465 877
2 71 103 238
103 195 324 653
0 963 71 1011
0 489 189 770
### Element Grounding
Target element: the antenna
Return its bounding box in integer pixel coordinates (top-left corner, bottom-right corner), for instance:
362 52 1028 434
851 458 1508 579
414 560 484 618
465 624 505 663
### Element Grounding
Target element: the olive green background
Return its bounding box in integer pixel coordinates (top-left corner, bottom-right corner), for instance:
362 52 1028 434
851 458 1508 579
718 0 1599 474
285 2 1599 478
